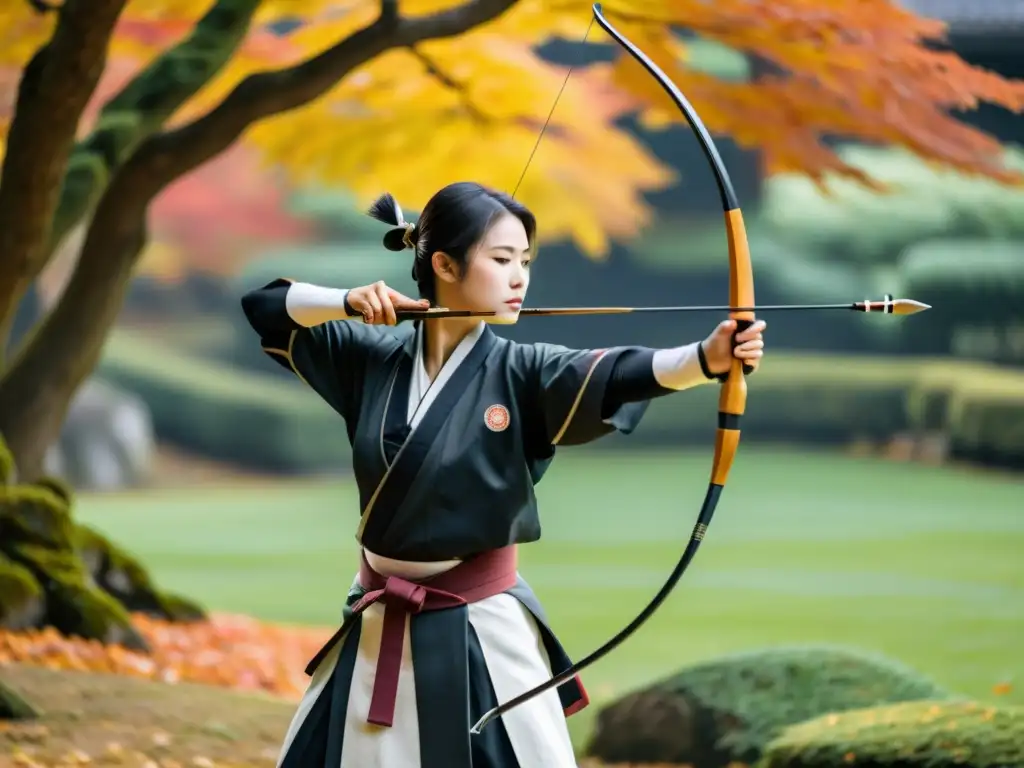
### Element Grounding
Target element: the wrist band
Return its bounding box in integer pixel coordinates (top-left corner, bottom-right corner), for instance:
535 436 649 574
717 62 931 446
697 342 728 383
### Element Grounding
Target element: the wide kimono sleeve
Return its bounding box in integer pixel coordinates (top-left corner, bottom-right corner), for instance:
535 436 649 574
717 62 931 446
524 342 655 450
239 278 398 425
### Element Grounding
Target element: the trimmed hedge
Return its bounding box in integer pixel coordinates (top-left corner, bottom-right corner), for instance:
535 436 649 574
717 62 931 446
639 353 926 445
97 329 351 474
761 699 1024 768
636 353 1024 468
945 368 1024 469
898 238 1024 365
582 646 950 768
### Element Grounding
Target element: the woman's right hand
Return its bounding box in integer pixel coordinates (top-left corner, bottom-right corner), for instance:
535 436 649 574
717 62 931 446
346 281 430 325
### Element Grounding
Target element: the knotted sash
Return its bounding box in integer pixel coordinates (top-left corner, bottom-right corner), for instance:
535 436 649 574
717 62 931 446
304 545 519 727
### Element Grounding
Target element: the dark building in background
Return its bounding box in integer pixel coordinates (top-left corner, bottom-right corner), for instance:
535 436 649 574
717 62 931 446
901 0 1024 143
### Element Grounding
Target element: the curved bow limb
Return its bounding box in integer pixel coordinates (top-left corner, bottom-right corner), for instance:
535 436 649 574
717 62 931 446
470 2 756 735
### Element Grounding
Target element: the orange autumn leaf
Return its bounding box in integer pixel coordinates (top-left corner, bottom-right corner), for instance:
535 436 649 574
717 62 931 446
0 614 333 701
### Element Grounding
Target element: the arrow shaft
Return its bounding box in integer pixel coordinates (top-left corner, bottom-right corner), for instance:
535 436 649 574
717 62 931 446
395 298 929 320
518 304 851 315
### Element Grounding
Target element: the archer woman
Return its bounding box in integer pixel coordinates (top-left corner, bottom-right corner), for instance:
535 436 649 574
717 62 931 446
240 181 767 768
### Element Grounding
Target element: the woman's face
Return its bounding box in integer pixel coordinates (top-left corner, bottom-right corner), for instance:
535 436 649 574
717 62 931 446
435 212 531 324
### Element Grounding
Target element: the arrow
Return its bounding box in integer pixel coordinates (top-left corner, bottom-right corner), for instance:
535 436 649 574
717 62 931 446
395 296 931 321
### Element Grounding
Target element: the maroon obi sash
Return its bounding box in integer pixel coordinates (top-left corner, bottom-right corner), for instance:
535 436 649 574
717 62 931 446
303 546 519 728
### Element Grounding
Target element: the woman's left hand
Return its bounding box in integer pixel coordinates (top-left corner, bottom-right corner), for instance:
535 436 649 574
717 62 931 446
701 319 767 376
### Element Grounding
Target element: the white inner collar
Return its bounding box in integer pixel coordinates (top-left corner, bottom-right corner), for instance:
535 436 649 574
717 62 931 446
407 321 486 428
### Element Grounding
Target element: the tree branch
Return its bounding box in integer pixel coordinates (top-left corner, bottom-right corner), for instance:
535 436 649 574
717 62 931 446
0 0 519 479
113 0 519 204
47 0 261 259
410 47 489 124
0 0 129 355
26 0 61 14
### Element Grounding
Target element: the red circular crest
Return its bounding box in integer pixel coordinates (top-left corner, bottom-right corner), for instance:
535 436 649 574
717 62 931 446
484 404 510 432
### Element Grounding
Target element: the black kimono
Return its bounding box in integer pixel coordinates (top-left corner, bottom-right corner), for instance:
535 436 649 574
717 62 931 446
241 278 698 768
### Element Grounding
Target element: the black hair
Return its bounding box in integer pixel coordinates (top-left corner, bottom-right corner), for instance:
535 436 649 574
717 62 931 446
367 182 536 303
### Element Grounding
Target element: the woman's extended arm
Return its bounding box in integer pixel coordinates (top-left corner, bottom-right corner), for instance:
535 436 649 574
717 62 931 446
602 319 767 415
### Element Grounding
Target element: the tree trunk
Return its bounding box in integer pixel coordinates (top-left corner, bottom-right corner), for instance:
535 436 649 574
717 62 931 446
0 0 519 479
0 0 128 356
0 207 145 481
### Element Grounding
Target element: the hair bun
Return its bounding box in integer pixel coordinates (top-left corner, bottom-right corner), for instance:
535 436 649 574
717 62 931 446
383 223 416 252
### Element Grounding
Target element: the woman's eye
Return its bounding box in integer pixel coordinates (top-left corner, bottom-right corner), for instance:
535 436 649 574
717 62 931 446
494 257 510 265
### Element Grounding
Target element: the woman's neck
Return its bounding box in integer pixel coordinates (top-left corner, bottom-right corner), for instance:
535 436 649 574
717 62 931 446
421 317 480 381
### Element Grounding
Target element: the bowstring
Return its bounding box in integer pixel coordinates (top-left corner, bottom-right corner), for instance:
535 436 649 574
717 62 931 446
510 15 598 199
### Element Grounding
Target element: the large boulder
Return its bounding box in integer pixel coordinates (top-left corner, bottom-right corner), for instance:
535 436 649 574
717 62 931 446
582 646 952 768
45 377 155 491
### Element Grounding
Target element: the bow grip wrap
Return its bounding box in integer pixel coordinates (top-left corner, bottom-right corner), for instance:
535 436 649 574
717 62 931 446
733 319 756 377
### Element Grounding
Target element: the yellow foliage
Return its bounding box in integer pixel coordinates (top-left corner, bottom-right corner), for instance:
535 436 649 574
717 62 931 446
243 30 672 257
0 3 52 67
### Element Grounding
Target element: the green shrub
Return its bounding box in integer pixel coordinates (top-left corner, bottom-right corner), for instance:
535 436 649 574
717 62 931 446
98 328 351 473
583 646 950 768
637 353 1024 468
897 359 1024 467
761 144 1024 266
761 699 1024 768
945 370 1024 469
898 239 1024 365
904 359 1021 431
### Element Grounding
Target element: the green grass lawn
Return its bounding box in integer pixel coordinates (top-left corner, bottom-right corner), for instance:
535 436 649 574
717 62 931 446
74 447 1024 748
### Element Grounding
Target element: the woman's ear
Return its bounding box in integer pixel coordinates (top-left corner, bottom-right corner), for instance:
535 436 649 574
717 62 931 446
431 251 460 284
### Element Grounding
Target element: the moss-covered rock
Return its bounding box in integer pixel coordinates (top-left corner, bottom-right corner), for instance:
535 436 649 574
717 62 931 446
0 554 45 630
0 485 74 550
0 466 203 648
32 475 73 505
72 523 207 622
6 541 149 652
582 646 952 768
760 699 1024 768
0 436 14 485
159 592 207 623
